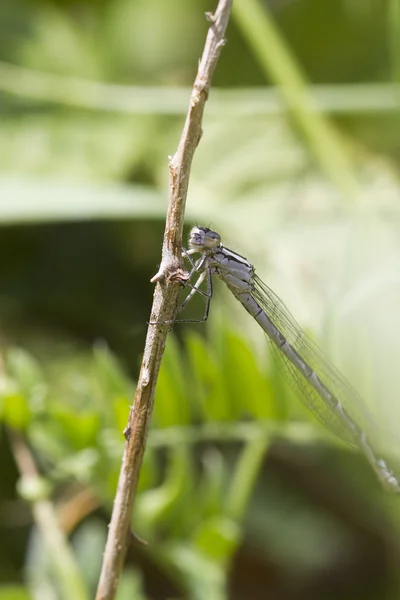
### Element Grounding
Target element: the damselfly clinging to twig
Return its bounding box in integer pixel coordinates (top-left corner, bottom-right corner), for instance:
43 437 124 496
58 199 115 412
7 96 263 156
155 225 400 492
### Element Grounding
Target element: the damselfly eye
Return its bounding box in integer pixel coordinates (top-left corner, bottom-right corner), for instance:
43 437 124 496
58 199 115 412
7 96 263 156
208 231 221 244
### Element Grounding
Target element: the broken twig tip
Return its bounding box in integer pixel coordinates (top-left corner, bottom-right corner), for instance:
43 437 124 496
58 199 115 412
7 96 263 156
150 269 164 284
205 11 216 24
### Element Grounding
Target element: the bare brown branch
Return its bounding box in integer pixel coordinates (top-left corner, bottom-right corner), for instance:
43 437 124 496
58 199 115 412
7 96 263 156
95 2 233 599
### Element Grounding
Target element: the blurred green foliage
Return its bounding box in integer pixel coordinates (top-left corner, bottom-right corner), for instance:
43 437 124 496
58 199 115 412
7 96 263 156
2 318 400 600
1 0 400 599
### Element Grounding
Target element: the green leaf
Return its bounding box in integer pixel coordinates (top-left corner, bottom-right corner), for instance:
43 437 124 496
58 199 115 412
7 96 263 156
226 435 270 522
57 449 99 482
29 421 72 463
19 4 102 78
0 585 31 600
185 331 230 422
116 569 148 600
2 392 30 429
112 396 130 432
232 0 360 202
135 447 193 531
93 344 132 397
163 543 225 600
6 348 43 388
52 406 99 450
5 348 46 415
136 445 159 495
216 322 277 420
0 177 165 225
154 335 190 427
192 516 240 564
71 519 107 592
197 448 227 519
93 344 132 428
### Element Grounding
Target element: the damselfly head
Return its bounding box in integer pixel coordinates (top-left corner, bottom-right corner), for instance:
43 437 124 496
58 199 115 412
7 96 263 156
188 226 221 251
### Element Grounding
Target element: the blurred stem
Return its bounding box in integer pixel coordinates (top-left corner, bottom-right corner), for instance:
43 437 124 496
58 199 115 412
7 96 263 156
149 420 318 448
233 0 361 203
8 429 89 600
388 0 400 81
2 61 400 116
225 433 270 521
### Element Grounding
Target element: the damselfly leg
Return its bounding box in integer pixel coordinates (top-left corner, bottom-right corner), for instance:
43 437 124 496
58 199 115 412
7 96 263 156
148 249 213 324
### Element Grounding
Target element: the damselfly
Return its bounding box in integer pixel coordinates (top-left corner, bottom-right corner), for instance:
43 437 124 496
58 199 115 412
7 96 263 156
166 225 399 492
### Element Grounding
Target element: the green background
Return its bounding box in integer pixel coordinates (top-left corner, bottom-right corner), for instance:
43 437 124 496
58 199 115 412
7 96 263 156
1 1 400 599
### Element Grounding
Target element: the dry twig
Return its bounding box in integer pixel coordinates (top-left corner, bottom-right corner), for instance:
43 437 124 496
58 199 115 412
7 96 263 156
95 2 233 599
